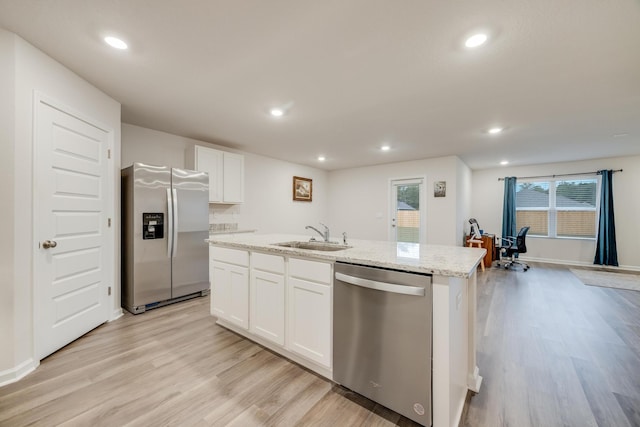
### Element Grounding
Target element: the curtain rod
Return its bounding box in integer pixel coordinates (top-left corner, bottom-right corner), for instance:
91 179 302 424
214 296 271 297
497 169 623 181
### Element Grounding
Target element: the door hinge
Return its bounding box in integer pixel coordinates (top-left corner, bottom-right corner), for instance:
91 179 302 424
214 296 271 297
108 286 112 296
108 218 112 227
107 149 111 159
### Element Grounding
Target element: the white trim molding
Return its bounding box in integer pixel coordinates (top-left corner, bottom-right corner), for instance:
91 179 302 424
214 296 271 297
519 256 640 272
0 358 39 387
110 308 124 322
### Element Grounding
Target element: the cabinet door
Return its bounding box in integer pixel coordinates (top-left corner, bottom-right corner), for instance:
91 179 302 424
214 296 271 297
195 146 223 203
222 152 244 203
250 269 285 345
228 264 249 329
211 261 230 319
287 277 332 368
211 261 249 329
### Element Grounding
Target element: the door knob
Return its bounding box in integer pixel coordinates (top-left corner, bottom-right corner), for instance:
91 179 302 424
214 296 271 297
42 240 57 249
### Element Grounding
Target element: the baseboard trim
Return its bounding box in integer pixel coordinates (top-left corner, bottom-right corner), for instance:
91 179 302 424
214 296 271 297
467 365 483 393
0 358 39 387
518 256 640 272
110 307 124 322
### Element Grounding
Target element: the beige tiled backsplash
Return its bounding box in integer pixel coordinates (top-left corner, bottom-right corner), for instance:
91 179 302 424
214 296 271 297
209 223 238 232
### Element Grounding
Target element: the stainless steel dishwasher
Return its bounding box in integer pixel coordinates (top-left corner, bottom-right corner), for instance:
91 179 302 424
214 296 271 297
333 262 432 426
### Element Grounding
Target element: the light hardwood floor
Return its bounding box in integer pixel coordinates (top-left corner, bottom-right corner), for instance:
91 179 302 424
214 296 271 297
465 264 640 427
1 264 639 426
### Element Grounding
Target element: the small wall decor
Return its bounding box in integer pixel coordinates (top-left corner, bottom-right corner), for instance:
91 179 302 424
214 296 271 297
434 181 446 197
293 176 313 202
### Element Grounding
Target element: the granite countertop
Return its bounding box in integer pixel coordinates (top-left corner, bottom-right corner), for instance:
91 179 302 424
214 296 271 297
207 233 486 278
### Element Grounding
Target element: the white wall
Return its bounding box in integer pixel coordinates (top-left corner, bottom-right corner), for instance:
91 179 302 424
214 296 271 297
1 31 121 380
456 157 472 246
326 156 467 245
0 29 16 373
472 155 640 269
121 124 329 236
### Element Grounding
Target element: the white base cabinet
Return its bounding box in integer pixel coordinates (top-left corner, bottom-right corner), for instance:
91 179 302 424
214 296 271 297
250 253 285 346
210 247 249 330
209 247 333 374
287 258 332 369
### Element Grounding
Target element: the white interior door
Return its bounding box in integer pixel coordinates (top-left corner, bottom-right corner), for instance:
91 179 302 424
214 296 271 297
35 99 111 360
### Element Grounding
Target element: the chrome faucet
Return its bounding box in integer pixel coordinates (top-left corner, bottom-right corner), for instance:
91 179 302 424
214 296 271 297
306 222 330 242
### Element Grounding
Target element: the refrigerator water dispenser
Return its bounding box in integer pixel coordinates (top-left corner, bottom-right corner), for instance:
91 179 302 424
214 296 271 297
143 212 164 239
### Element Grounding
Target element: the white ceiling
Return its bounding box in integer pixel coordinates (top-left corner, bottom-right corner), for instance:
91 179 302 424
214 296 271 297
1 0 639 170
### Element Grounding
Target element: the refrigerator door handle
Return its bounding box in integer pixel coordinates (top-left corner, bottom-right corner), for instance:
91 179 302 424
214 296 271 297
172 188 179 257
167 188 173 258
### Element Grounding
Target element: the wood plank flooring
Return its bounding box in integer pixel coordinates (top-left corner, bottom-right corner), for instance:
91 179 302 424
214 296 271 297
464 264 640 427
1 264 639 426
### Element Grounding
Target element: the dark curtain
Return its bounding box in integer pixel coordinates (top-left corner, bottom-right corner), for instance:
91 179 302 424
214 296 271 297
501 177 517 240
594 170 618 266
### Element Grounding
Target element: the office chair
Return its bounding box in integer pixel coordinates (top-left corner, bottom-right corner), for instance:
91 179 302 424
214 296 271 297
497 226 530 271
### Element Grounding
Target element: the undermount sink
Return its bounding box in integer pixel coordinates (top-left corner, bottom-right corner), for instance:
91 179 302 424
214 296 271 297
273 241 352 251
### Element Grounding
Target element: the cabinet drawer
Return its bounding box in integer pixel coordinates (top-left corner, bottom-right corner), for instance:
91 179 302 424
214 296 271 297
252 252 285 274
289 258 331 284
210 246 249 267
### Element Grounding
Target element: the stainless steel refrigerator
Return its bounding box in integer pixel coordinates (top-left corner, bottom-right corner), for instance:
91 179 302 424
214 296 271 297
121 163 210 314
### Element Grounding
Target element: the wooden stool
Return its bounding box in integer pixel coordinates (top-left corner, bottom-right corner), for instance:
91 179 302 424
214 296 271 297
467 239 485 272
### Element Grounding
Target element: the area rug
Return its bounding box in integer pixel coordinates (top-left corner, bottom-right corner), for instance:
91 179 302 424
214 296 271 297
570 268 640 292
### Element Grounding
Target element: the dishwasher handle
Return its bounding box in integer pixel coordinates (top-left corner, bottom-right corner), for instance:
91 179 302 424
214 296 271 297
335 272 425 296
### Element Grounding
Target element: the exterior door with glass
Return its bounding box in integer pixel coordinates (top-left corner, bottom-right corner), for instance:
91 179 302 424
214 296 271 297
390 178 426 244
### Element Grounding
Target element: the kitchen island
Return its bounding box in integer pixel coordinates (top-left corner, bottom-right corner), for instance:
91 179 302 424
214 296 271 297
207 233 485 427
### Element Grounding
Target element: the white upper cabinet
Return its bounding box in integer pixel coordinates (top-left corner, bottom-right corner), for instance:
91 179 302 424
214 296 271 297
186 145 244 204
222 152 244 203
193 146 223 202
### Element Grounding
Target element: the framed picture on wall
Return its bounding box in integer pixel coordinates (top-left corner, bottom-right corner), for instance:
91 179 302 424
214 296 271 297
293 176 313 201
434 181 446 197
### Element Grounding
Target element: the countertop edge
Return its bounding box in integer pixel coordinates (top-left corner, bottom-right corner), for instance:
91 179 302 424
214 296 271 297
207 237 486 279
209 229 257 235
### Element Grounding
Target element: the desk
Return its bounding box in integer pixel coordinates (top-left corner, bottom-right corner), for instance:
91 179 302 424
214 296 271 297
466 234 497 268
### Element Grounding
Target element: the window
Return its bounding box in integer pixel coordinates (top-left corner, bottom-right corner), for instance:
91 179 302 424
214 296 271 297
516 178 598 239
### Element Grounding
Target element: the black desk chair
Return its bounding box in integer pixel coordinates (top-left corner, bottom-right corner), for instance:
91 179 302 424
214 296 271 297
498 226 530 271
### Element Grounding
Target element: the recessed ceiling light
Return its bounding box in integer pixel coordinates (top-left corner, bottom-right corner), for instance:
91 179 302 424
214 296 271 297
488 127 503 134
381 145 391 151
465 33 488 48
270 108 284 117
104 36 128 50
500 160 509 165
318 156 326 162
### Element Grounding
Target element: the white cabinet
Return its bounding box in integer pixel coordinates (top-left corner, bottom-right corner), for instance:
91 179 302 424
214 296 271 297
210 247 249 329
250 253 285 346
208 246 333 374
287 258 332 368
186 145 244 204
222 152 244 204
